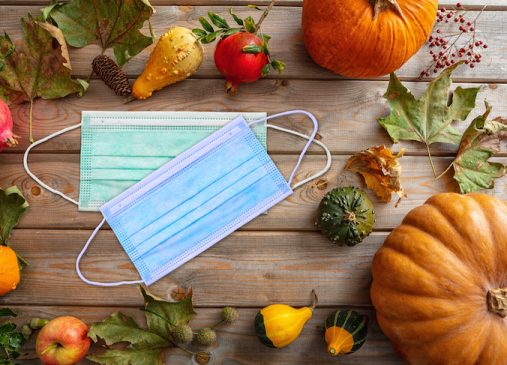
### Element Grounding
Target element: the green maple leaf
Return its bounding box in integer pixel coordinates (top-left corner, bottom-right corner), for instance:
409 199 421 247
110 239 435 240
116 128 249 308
43 0 155 66
450 103 507 193
0 186 28 247
87 349 164 365
140 286 196 339
0 16 88 142
378 63 480 175
88 312 169 350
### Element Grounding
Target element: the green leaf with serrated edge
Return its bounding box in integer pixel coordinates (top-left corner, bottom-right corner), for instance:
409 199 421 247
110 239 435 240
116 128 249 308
378 64 479 146
229 8 244 26
199 17 215 33
244 16 257 33
87 349 164 365
0 17 87 107
208 12 229 29
262 64 270 77
200 31 221 44
0 187 28 246
88 312 168 350
42 0 154 66
242 45 263 54
271 59 286 73
452 103 507 193
0 309 16 318
192 29 207 38
140 286 196 339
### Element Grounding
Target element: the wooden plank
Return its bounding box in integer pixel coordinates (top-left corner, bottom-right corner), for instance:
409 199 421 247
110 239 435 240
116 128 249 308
1 230 387 307
0 0 500 9
0 6 503 81
5 306 402 365
3 153 506 231
5 79 506 156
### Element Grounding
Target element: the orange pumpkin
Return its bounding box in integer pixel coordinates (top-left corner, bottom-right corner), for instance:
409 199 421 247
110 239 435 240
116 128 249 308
371 193 507 365
302 0 438 78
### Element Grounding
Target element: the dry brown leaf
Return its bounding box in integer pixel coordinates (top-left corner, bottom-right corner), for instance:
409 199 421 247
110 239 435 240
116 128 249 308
346 145 406 206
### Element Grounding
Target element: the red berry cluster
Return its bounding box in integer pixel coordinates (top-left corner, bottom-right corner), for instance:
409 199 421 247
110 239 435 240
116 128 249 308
420 3 487 77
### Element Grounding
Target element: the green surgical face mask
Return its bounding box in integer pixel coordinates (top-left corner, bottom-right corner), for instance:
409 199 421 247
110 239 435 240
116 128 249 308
25 111 266 211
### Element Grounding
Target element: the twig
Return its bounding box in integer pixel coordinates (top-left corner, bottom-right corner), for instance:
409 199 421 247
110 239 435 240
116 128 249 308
435 162 454 180
255 0 276 34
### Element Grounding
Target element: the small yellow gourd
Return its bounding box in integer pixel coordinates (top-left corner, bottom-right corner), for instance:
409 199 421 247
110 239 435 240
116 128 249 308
132 26 203 100
254 290 317 349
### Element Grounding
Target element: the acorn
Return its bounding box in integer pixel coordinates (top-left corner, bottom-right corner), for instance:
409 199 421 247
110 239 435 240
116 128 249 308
195 328 217 346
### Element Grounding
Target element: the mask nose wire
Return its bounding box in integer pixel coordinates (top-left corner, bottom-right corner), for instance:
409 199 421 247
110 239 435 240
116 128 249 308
248 110 329 189
23 123 82 206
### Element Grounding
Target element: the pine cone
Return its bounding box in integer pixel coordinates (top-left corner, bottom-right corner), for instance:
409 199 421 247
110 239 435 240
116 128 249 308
92 55 132 96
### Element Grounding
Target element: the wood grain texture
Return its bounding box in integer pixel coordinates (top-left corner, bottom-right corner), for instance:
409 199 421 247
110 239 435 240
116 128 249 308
5 306 402 365
5 79 506 156
1 230 388 306
0 6 503 81
3 153 505 230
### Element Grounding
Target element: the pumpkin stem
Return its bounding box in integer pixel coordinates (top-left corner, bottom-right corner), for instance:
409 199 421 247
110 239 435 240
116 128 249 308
344 211 357 224
310 289 318 311
370 0 405 20
487 288 507 318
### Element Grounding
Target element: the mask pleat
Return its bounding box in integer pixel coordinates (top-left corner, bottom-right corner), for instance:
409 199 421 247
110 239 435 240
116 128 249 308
111 131 253 238
139 172 280 276
100 116 289 285
79 114 267 211
127 156 265 259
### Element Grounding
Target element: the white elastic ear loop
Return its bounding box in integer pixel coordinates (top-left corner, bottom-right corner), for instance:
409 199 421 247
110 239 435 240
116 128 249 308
267 124 332 190
76 218 143 286
249 110 328 189
23 123 82 206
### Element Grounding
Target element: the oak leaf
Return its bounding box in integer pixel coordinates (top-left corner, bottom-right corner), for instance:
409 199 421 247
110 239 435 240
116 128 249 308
346 146 406 205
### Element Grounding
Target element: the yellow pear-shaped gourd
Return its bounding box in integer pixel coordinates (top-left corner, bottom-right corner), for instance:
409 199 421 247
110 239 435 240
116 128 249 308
254 290 318 348
133 26 203 100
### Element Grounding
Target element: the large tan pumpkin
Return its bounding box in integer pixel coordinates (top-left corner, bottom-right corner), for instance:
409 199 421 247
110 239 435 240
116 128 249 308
302 0 438 78
371 193 507 365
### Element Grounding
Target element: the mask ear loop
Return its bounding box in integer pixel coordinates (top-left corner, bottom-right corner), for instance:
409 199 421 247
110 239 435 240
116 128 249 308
23 123 82 206
267 124 332 189
248 110 331 189
76 218 143 286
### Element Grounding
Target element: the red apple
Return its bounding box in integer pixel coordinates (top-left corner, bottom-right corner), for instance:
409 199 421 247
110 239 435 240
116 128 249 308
36 316 91 365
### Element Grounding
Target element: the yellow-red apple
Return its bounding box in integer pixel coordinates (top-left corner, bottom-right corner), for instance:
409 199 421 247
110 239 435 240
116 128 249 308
36 316 91 365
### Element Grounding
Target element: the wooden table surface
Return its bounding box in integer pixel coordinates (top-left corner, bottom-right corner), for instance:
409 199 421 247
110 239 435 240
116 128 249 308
1 1 506 364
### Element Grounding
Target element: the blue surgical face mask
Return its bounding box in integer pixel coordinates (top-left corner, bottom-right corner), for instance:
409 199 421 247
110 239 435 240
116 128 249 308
24 111 267 211
25 110 331 287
